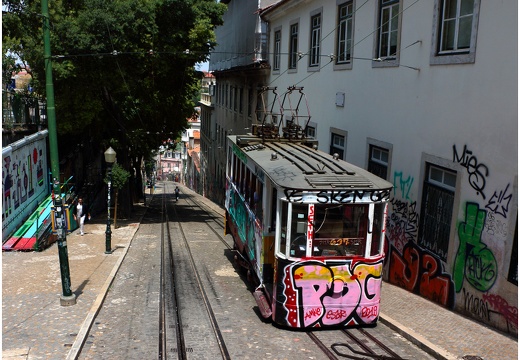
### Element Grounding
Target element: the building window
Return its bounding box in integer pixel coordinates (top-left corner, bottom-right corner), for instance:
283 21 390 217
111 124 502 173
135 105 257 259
289 23 299 70
239 87 243 113
274 29 281 71
248 86 253 117
230 86 235 111
431 0 480 65
309 13 321 67
330 132 346 160
368 145 389 180
225 84 229 108
336 1 354 65
306 125 316 139
418 163 456 262
377 0 400 60
440 0 474 53
233 86 238 112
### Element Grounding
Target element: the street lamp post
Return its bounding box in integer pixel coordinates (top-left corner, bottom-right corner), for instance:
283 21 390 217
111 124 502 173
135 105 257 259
104 147 116 254
42 0 76 306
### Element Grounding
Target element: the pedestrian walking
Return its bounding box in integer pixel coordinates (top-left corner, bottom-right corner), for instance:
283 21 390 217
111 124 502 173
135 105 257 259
175 186 180 201
73 197 90 235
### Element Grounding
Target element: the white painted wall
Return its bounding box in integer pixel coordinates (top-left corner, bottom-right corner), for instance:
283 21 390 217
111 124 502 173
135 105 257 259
262 0 517 334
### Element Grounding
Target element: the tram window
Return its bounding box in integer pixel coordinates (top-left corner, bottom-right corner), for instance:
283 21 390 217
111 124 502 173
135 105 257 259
232 155 239 185
270 189 277 231
249 174 255 207
251 178 263 217
245 168 251 201
242 164 247 195
289 204 309 258
312 204 368 257
370 203 385 256
227 150 234 179
279 201 288 255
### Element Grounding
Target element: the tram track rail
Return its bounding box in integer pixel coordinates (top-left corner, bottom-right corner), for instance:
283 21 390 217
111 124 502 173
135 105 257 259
182 195 229 249
160 183 231 360
69 181 436 360
307 327 415 360
183 189 411 360
180 188 417 360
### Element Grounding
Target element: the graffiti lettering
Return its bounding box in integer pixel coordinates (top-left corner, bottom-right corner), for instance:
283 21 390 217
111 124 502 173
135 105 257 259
453 203 497 293
304 307 322 320
307 205 315 249
283 189 391 204
282 260 383 328
386 199 418 254
394 172 414 201
284 188 303 203
318 190 357 203
361 306 378 318
370 189 391 202
484 212 508 238
485 183 512 218
482 293 518 328
466 252 498 289
326 309 347 320
272 166 297 183
389 240 455 307
452 144 489 200
463 288 490 321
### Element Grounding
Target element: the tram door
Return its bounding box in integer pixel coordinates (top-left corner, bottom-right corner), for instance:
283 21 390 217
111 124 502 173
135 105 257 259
262 185 277 285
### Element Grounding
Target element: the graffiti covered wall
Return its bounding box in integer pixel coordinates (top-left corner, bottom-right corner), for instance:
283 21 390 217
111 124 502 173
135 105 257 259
385 144 517 335
2 130 49 242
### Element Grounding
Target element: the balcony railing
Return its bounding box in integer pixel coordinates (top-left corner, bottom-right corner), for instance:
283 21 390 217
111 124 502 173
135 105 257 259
200 93 213 106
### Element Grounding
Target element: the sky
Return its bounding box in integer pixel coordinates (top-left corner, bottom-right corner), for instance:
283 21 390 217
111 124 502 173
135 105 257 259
196 61 209 72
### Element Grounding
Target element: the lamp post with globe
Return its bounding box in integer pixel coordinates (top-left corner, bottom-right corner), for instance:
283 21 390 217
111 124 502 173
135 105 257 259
104 147 116 254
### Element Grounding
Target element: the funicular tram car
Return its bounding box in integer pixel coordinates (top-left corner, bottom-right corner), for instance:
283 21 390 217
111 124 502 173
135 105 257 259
224 134 393 329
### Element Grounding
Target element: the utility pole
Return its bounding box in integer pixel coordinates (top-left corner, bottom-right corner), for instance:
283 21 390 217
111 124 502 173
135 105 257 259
42 0 76 306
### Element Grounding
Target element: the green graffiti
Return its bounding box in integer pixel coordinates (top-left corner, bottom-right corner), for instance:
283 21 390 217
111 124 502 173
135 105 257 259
453 203 497 293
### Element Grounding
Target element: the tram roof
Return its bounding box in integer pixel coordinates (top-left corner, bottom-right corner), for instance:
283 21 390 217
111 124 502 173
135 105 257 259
228 135 394 191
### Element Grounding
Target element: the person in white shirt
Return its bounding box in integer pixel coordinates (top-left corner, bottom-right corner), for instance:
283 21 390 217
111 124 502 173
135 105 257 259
73 197 90 235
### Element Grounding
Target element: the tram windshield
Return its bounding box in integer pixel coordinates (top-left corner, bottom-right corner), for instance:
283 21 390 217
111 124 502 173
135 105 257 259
313 204 368 256
284 202 385 258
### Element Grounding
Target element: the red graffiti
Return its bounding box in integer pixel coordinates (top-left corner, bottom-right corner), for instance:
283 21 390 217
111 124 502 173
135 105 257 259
284 265 298 327
389 241 454 308
361 305 379 318
307 204 315 248
483 293 518 328
325 309 347 320
304 307 322 320
419 254 451 305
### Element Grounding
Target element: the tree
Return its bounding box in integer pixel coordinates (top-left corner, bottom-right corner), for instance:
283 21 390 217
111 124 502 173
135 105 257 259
105 162 130 229
3 0 226 213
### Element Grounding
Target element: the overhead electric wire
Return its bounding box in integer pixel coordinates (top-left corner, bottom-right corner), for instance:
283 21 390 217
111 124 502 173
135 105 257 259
291 0 421 87
50 0 423 120
261 0 422 115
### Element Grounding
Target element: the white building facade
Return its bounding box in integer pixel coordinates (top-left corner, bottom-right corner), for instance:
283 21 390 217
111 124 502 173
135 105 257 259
260 0 517 335
202 0 278 205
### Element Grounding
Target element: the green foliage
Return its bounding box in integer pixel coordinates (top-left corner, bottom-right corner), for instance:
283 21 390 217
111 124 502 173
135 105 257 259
105 163 131 190
2 0 226 164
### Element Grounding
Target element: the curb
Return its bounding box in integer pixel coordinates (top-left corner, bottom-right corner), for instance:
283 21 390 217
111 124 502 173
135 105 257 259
379 312 459 360
65 213 146 359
